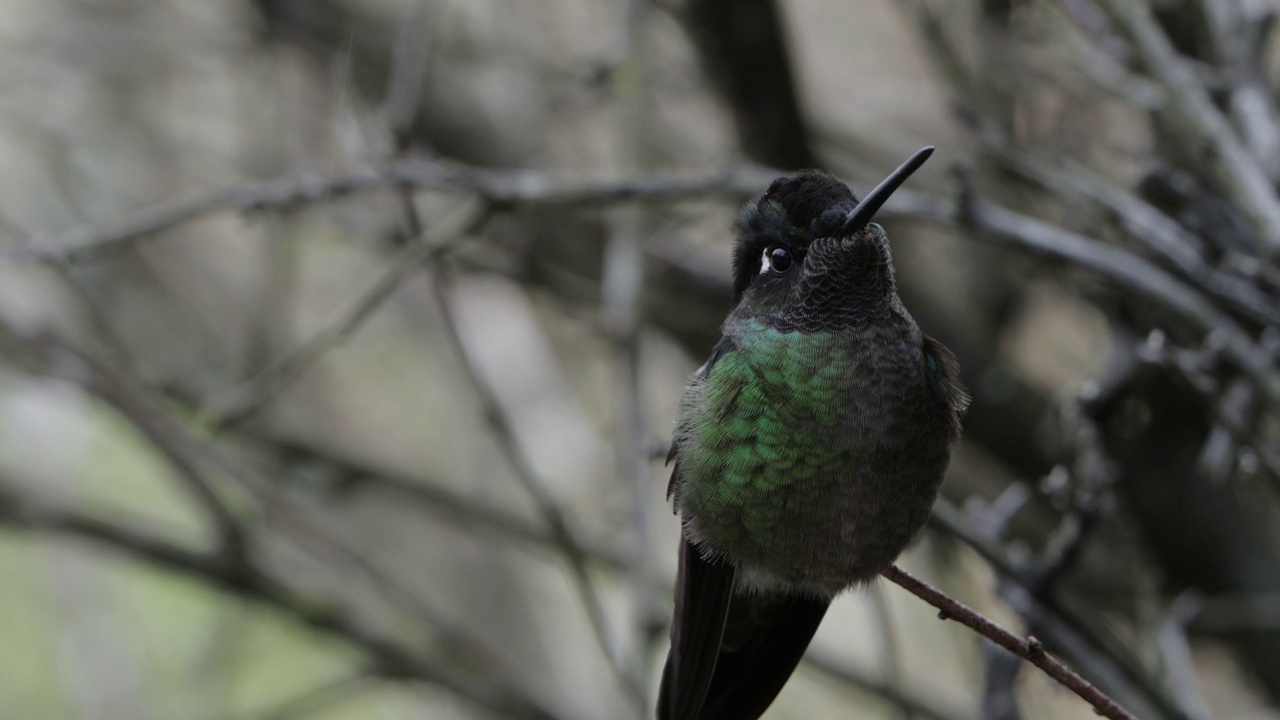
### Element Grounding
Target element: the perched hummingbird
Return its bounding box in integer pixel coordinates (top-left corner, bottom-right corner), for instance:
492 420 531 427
657 147 968 720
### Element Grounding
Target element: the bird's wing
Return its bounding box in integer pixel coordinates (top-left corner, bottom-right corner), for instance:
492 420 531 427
922 334 971 414
658 332 828 719
659 335 739 719
699 592 829 720
666 335 737 482
657 538 736 720
657 541 829 720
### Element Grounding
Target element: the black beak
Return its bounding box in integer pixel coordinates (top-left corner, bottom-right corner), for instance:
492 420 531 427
838 146 934 237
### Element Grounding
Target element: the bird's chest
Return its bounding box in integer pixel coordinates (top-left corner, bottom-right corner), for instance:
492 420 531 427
677 324 927 495
689 324 924 454
672 323 943 593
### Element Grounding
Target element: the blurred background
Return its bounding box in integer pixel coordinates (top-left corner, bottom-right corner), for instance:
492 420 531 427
0 0 1279 718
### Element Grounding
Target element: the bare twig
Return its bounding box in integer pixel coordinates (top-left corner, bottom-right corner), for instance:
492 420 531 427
804 651 979 720
930 499 1191 720
424 254 632 695
881 564 1139 720
886 188 1280 408
239 431 631 571
238 671 373 720
427 251 640 696
10 161 772 264
605 0 660 701
0 321 246 556
1156 593 1214 720
22 157 1278 414
990 146 1280 326
1095 0 1280 253
198 198 489 429
1197 0 1280 177
867 583 911 720
0 480 561 720
1190 590 1280 632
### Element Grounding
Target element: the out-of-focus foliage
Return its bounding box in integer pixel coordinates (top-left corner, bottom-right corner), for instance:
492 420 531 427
0 1 1278 719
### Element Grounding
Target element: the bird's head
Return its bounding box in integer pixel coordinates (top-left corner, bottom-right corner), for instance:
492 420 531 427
729 147 933 330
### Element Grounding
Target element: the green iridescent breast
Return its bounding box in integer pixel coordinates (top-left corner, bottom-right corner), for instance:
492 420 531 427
681 323 884 498
668 314 959 592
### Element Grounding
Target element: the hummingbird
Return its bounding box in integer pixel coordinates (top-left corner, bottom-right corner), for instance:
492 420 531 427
657 147 968 720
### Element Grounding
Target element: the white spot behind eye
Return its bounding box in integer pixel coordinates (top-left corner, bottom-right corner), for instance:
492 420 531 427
759 247 771 275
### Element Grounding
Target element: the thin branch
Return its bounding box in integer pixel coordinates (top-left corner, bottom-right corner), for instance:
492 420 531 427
0 480 562 720
10 160 772 264
880 564 1139 720
238 431 630 571
885 188 1280 408
21 156 1278 414
377 54 635 691
237 671 373 720
929 499 1191 720
867 583 911 720
1155 594 1213 720
1196 0 1280 177
605 0 659 702
0 322 246 556
804 652 979 720
1033 0 1165 110
0 320 520 690
198 199 489 430
1094 0 1280 253
423 247 635 697
989 146 1280 326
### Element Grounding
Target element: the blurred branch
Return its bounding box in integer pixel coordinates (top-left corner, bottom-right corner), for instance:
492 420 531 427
981 640 1024 720
804 651 979 720
605 0 662 700
887 187 1280 407
198 198 490 429
424 251 631 695
1156 594 1213 720
26 159 1276 413
1034 0 1165 109
0 321 246 556
930 499 1189 720
1136 334 1280 480
866 582 910 720
1197 0 1280 175
1094 0 1280 253
990 146 1280 326
239 431 631 571
237 671 372 720
881 564 1138 720
0 318 535 702
680 0 817 168
0 479 561 720
10 161 772 264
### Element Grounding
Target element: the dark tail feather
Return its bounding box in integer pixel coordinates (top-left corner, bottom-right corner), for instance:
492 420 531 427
657 538 830 719
699 593 829 719
658 539 736 720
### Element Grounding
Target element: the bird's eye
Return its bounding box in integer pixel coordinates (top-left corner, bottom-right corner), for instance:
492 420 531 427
759 245 793 275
